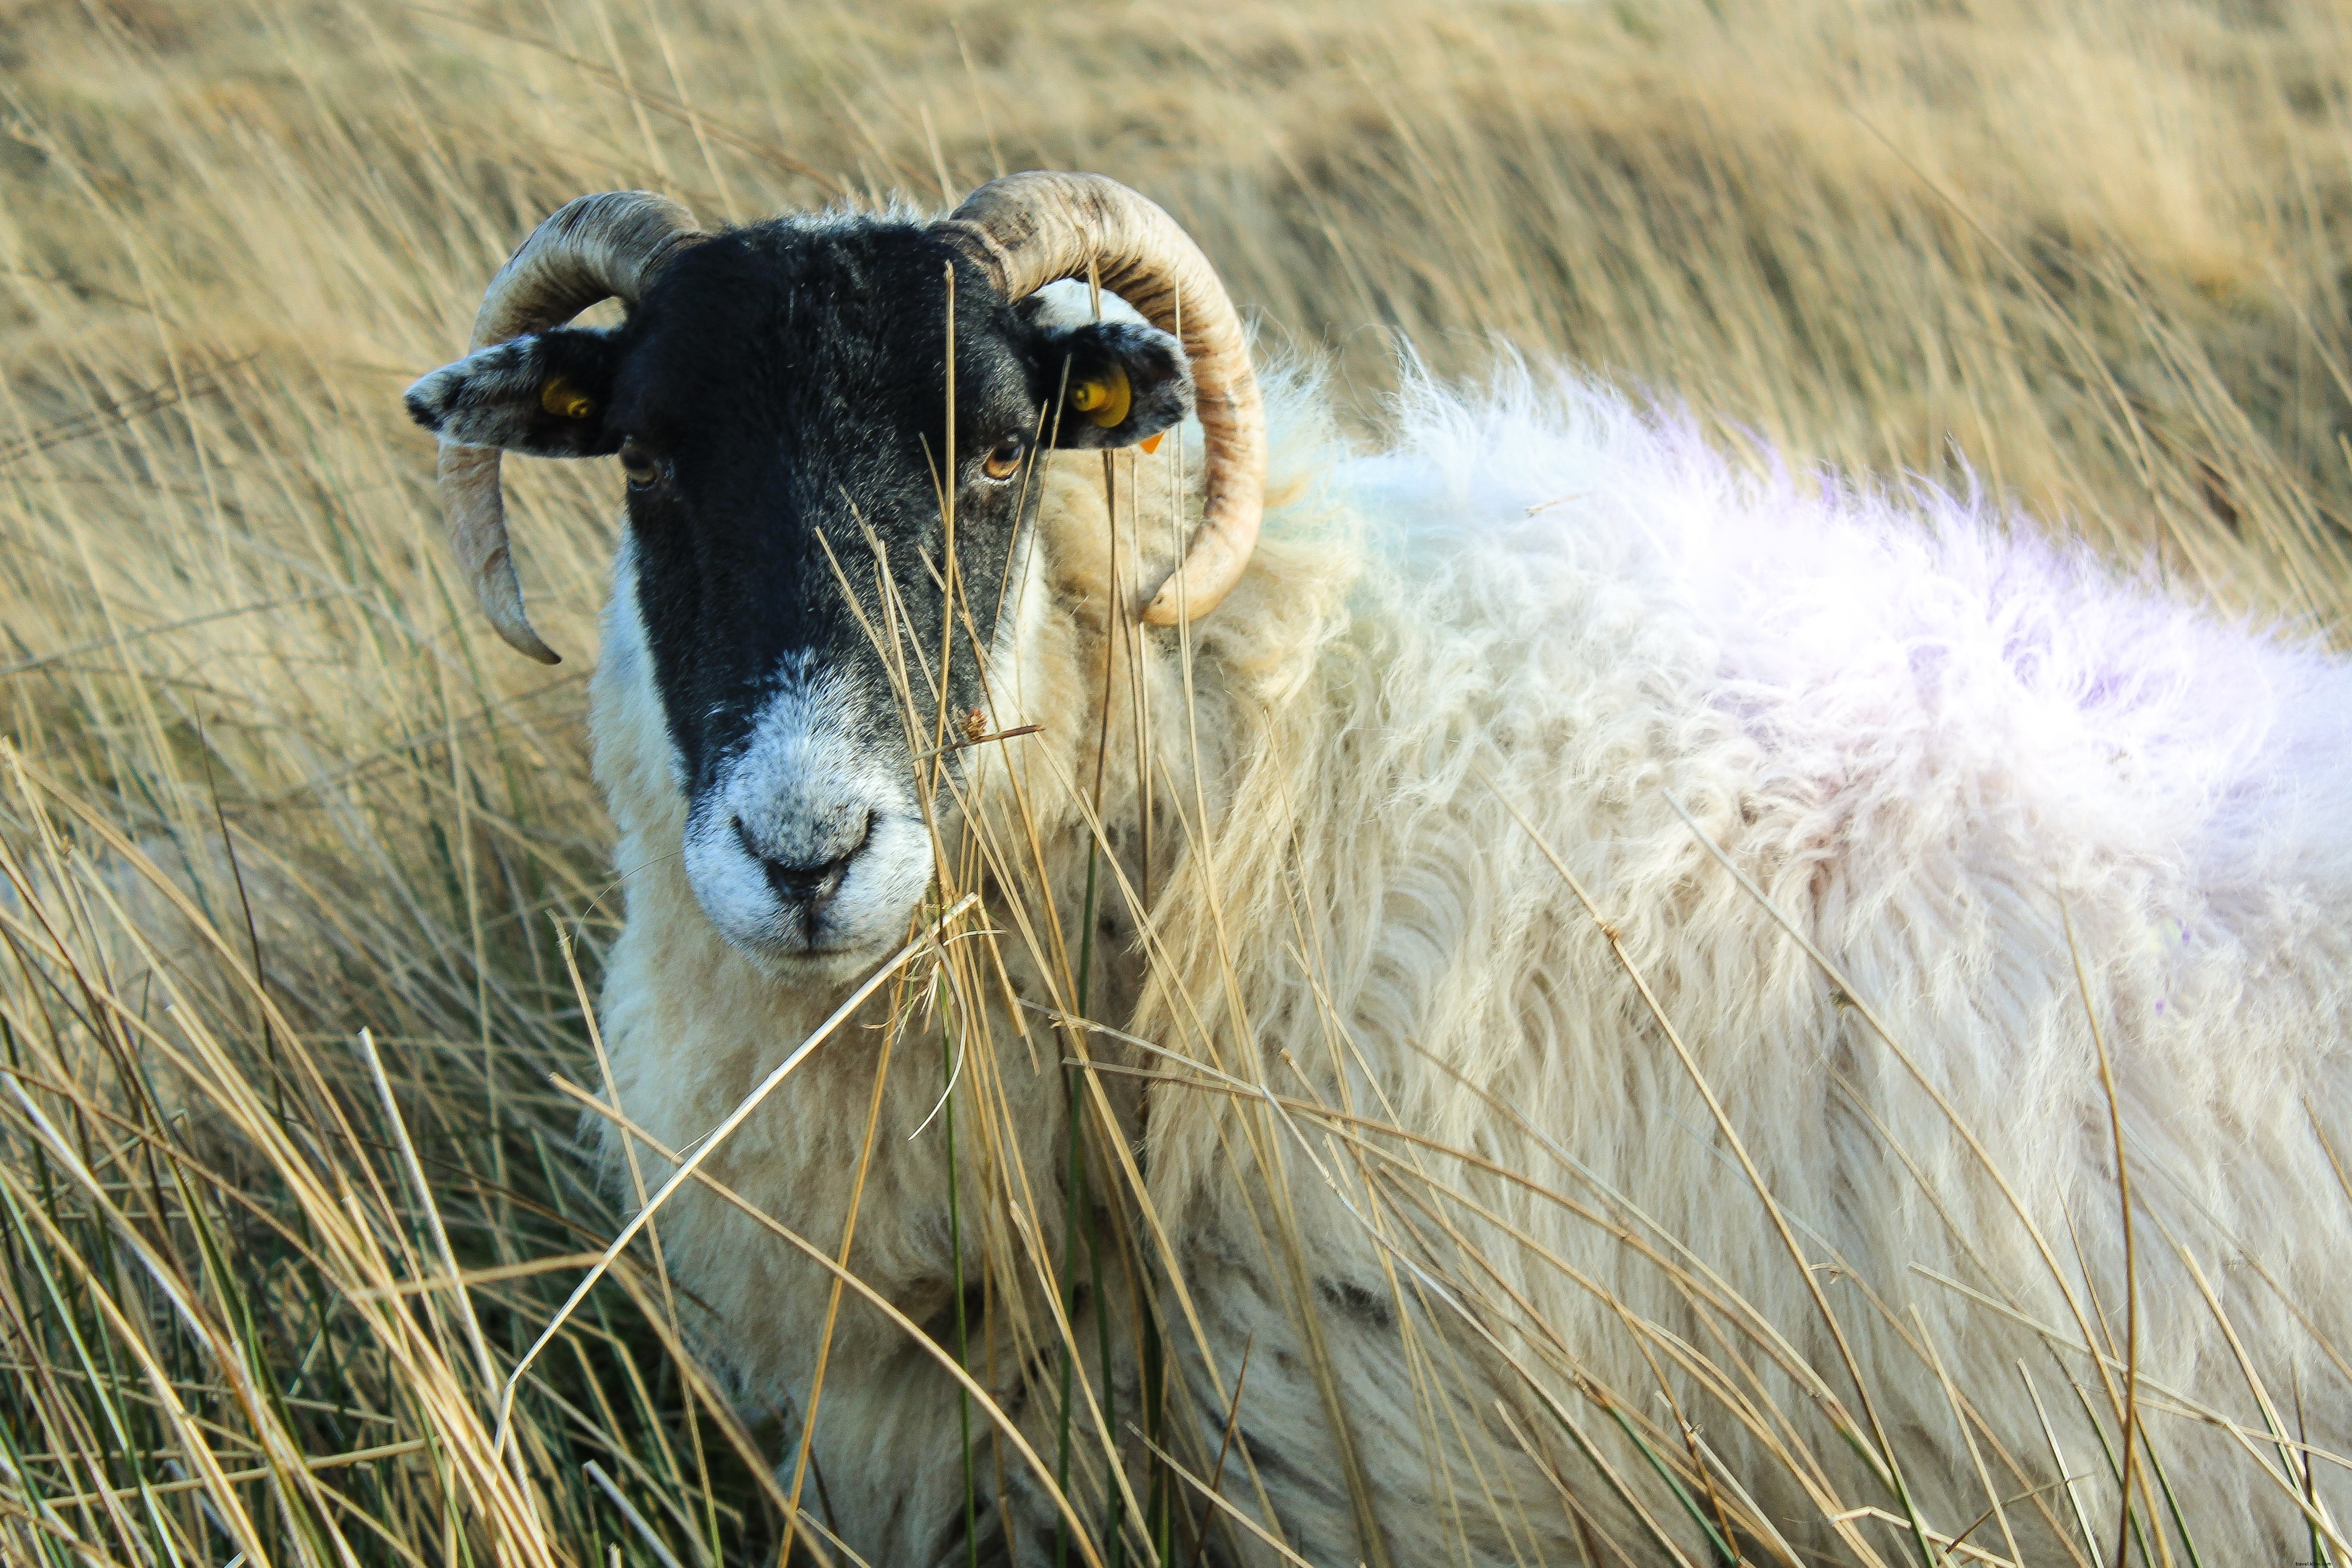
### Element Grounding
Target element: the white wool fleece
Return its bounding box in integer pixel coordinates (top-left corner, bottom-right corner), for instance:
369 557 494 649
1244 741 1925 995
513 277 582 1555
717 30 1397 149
591 358 2352 1568
1135 364 2352 1567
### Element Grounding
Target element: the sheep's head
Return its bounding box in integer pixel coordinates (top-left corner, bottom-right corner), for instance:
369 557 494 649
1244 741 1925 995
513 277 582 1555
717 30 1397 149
405 174 1262 966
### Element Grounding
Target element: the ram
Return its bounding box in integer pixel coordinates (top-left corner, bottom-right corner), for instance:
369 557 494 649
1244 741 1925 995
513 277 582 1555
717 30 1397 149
406 173 2352 1567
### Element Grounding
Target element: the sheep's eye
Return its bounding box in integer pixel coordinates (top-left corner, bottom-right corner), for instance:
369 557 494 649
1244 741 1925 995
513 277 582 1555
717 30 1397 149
619 439 663 491
981 437 1025 482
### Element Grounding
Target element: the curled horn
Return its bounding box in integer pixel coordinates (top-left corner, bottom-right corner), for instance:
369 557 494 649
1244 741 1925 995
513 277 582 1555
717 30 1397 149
435 191 703 663
940 172 1265 625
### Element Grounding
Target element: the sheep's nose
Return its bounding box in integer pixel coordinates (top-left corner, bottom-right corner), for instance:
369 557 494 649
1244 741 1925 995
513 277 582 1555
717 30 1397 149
738 815 869 910
762 849 854 907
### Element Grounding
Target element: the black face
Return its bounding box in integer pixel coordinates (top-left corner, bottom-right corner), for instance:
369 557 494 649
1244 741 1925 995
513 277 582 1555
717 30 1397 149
406 215 1192 963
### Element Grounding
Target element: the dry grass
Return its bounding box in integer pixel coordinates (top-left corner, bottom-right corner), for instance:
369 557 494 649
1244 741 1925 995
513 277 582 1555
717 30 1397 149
1 0 2350 1563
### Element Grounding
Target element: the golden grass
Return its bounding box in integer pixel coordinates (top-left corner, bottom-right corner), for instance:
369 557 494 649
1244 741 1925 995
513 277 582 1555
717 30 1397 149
2 0 2350 1563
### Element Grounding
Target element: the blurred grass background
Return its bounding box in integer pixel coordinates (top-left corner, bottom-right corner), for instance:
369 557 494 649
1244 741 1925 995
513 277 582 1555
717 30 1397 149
2 0 2350 1563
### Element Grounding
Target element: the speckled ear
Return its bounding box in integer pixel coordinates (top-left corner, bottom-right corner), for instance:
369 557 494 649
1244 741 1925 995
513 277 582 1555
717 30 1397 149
1035 320 1193 452
403 327 623 459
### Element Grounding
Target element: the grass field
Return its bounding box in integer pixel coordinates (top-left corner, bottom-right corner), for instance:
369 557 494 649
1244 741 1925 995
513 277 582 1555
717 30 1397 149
2 0 2350 1564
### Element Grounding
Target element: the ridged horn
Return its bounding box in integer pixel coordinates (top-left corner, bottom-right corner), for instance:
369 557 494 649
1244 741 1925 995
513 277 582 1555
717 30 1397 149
435 191 703 663
939 172 1264 625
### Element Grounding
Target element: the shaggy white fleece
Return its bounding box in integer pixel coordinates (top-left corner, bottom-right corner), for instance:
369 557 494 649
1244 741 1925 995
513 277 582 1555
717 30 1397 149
592 362 2352 1568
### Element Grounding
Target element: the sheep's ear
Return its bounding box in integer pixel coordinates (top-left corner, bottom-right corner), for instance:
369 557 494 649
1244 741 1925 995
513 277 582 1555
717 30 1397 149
403 327 623 458
1036 320 1194 452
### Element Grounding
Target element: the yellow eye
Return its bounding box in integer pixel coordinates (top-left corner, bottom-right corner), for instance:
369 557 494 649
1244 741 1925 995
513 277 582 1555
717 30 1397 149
619 438 661 489
982 437 1025 482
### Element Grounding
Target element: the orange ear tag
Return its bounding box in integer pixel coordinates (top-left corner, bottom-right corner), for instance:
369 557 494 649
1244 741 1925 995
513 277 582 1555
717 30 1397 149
1139 433 1165 455
539 376 596 420
1070 363 1133 428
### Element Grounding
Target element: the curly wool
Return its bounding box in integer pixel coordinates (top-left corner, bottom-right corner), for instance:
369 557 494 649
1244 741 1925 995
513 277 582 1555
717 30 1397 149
1135 364 2352 1565
590 359 2352 1567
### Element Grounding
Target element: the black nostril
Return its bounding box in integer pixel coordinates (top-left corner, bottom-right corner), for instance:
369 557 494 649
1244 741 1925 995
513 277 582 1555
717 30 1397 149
764 852 852 905
737 814 871 911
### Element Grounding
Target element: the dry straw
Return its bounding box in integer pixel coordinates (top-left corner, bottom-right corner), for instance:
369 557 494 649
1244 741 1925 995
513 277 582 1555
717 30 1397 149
2 0 2350 1564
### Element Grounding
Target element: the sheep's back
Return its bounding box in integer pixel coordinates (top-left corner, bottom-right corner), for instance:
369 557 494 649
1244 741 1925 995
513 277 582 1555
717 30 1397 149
1147 368 2352 1562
